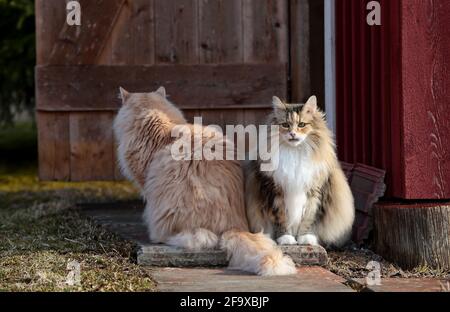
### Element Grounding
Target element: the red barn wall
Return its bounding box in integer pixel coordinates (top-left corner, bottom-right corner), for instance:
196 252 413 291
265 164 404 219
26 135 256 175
401 0 450 199
335 0 450 199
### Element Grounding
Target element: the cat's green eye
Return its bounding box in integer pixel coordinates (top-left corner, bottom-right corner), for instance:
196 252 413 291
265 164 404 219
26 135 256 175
281 122 290 129
298 122 306 128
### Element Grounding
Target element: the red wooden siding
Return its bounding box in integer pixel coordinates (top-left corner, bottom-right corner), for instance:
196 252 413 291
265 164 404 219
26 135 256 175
400 0 450 199
335 0 450 199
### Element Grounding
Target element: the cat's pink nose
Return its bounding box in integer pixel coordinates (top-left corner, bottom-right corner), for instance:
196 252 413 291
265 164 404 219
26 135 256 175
289 132 296 138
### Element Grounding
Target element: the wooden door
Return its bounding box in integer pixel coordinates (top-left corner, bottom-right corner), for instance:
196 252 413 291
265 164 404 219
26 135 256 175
36 0 290 181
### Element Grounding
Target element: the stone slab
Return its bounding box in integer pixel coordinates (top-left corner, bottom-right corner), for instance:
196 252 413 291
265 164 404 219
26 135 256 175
355 278 450 292
152 267 353 292
138 244 327 267
79 202 328 267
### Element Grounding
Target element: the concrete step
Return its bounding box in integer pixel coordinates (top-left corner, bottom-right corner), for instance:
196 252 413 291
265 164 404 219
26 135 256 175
79 201 328 267
138 244 327 267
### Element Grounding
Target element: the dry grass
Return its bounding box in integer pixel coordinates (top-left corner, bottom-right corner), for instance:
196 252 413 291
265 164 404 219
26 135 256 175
0 165 156 292
327 245 450 281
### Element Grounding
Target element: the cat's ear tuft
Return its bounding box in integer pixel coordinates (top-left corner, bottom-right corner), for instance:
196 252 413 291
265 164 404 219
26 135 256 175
272 96 286 110
119 87 130 103
156 86 166 98
303 95 317 114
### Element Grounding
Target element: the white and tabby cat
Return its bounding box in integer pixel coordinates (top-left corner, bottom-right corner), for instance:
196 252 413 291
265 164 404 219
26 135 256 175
245 96 355 247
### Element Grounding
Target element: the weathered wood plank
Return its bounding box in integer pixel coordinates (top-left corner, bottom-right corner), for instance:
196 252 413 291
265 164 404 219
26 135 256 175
182 108 270 155
132 0 155 64
243 108 272 126
198 0 243 63
182 109 200 124
243 0 288 63
194 109 246 131
35 0 67 65
308 0 325 106
290 0 310 102
154 0 199 64
106 0 155 65
290 0 323 105
182 109 269 127
36 64 287 111
37 112 71 180
39 0 126 65
69 112 115 181
110 0 133 65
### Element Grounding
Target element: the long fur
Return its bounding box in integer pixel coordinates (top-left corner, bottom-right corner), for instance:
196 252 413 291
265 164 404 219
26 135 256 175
221 230 296 276
245 96 355 247
113 87 296 276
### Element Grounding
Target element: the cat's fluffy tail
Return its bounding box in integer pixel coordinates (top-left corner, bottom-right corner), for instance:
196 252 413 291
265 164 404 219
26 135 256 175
220 230 297 276
165 229 297 276
316 168 355 247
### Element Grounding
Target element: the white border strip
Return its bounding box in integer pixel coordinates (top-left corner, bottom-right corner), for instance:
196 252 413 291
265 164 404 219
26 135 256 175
324 0 337 135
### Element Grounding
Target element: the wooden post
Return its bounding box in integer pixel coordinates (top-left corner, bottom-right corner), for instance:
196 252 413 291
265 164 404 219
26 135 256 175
290 0 310 103
369 0 450 269
374 203 450 270
290 0 324 106
335 0 450 269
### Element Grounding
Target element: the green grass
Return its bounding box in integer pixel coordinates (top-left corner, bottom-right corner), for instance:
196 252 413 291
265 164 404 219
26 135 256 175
0 123 156 292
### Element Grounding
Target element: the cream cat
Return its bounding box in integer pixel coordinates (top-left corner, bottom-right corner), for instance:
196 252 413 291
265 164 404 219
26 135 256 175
245 96 355 247
113 87 296 276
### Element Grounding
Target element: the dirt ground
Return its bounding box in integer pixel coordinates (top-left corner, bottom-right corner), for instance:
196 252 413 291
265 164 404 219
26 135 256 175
327 245 449 281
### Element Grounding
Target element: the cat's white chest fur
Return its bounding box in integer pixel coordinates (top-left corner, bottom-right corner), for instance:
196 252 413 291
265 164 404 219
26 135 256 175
269 144 323 231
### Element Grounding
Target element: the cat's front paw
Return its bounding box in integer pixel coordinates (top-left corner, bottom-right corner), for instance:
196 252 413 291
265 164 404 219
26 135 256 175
276 234 297 245
297 234 319 246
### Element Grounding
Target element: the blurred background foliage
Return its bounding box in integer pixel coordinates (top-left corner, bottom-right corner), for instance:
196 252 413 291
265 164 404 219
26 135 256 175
0 0 35 127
